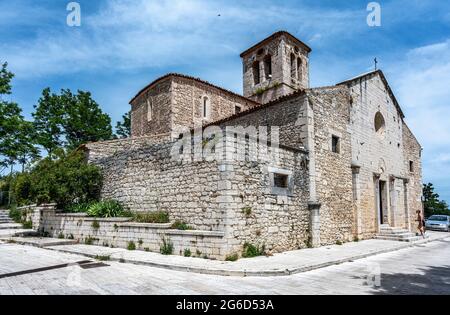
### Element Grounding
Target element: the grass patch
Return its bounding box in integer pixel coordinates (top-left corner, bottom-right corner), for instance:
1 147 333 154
92 220 100 229
171 220 192 231
84 236 95 245
242 243 265 258
160 237 173 255
225 253 239 262
128 211 170 224
127 241 136 251
57 232 65 239
95 255 111 261
22 221 32 229
241 207 252 217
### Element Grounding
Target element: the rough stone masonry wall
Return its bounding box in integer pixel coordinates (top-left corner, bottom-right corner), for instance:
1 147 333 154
171 76 256 133
220 144 310 256
219 93 308 150
87 133 310 257
307 87 355 244
88 141 226 232
130 78 173 137
402 123 423 232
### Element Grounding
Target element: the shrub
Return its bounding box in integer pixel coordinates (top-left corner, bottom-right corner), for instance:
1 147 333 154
8 206 23 223
336 240 343 246
86 200 124 218
95 255 110 261
58 232 65 239
92 220 100 229
242 207 252 217
184 248 192 257
10 151 102 208
225 253 239 262
84 236 94 245
127 241 136 251
242 243 265 258
22 221 33 229
131 211 170 223
160 237 173 255
171 220 192 231
66 202 93 213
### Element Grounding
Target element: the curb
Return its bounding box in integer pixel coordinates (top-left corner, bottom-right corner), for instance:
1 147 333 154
42 234 450 277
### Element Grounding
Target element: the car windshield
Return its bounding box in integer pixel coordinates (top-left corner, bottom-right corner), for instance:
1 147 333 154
428 216 448 222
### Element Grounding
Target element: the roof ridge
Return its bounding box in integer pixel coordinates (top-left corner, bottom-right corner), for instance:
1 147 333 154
129 73 260 106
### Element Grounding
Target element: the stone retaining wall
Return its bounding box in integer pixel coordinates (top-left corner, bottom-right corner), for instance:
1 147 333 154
25 204 226 260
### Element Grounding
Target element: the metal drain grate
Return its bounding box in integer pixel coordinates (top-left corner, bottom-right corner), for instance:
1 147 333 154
79 262 109 270
0 260 93 279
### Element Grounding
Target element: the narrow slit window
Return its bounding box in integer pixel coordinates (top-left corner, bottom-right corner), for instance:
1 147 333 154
202 96 210 119
409 161 414 172
264 55 272 80
235 106 241 114
252 61 260 85
146 99 153 121
332 135 340 154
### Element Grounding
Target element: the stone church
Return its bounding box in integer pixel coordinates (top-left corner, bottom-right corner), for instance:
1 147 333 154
84 31 423 259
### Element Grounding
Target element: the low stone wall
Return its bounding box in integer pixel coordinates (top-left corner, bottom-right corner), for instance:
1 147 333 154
27 204 226 260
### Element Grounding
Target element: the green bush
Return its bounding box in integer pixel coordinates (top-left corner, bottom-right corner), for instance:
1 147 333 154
127 241 136 251
184 248 192 257
131 211 170 223
225 253 239 262
10 151 102 208
171 220 192 231
22 221 33 229
160 237 174 255
86 200 124 218
8 206 23 223
242 243 265 258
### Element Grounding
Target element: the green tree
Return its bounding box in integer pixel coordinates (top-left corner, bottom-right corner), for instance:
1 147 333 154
115 111 131 139
0 62 14 96
32 88 65 158
61 89 113 150
423 183 450 217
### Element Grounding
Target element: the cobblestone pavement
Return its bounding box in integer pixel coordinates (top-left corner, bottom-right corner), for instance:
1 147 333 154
0 237 449 295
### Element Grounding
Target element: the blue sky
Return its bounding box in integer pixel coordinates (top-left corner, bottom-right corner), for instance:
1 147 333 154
1 0 450 201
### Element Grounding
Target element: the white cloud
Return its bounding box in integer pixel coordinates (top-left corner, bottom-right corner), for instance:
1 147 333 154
1 0 361 79
387 39 450 200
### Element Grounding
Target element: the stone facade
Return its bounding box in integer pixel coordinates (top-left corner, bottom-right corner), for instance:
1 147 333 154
130 74 258 138
42 31 422 260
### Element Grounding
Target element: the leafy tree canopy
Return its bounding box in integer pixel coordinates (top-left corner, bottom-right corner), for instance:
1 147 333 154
423 183 450 217
115 111 131 139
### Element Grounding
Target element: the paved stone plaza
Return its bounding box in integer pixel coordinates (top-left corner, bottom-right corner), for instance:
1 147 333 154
0 235 449 295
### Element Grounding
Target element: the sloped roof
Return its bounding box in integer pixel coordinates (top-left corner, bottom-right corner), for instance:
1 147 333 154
129 73 260 106
240 31 312 58
337 69 405 119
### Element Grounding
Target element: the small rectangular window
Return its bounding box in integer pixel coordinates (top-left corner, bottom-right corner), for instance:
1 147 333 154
332 135 340 154
409 161 414 172
273 173 289 188
146 99 153 122
235 106 241 114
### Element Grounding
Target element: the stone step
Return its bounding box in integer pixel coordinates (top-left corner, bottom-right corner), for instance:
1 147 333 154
377 233 416 240
0 223 23 230
375 235 422 242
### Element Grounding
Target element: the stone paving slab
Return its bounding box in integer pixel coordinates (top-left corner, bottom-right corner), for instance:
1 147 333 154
45 231 450 277
0 236 78 248
0 228 36 238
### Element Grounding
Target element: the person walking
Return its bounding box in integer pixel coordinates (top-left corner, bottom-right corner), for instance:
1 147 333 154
416 210 425 238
